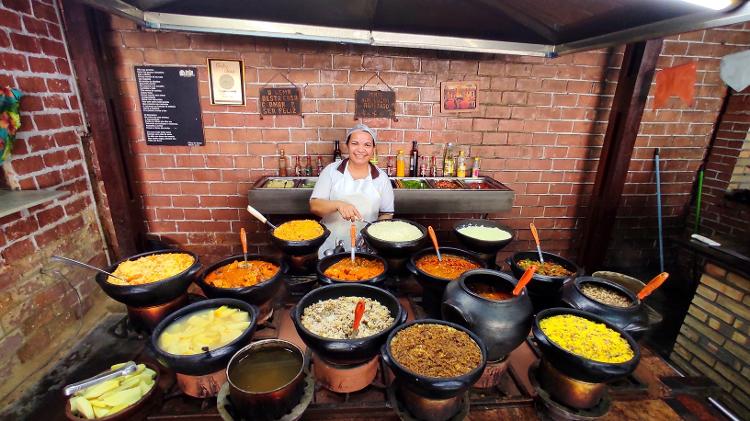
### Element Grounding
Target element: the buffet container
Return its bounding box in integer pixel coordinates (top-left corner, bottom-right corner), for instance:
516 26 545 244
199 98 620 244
507 251 582 312
291 283 406 365
361 219 427 258
226 339 307 421
561 276 650 340
442 269 533 361
94 249 201 308
150 298 258 376
316 252 389 288
452 219 514 254
196 254 287 307
270 224 331 256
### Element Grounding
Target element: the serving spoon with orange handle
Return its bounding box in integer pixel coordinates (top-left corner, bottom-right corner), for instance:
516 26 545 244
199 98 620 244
513 265 537 296
239 228 249 268
530 222 544 264
428 225 442 261
350 223 357 263
351 299 366 338
637 272 669 300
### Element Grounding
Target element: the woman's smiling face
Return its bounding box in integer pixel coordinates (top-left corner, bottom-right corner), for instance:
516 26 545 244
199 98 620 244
347 131 374 165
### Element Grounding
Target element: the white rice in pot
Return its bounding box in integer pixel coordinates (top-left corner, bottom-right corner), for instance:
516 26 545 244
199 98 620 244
367 221 423 242
458 225 512 241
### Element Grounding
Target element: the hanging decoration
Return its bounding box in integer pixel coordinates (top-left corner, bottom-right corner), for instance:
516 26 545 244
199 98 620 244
0 87 23 165
653 62 696 110
258 71 302 119
354 72 397 122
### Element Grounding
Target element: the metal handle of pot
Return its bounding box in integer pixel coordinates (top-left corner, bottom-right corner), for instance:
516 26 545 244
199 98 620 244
405 260 418 276
63 361 137 396
441 302 473 327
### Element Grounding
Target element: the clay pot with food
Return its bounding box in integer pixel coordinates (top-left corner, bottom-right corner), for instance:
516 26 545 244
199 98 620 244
507 251 582 313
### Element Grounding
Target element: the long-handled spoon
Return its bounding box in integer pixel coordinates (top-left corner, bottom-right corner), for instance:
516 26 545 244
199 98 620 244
637 272 669 300
530 222 544 264
350 299 365 338
239 228 249 268
513 265 537 296
350 223 357 263
52 255 130 284
427 225 442 262
246 205 278 230
63 361 137 396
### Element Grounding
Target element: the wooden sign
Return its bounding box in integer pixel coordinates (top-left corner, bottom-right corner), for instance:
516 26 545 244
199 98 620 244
355 90 395 119
259 87 301 116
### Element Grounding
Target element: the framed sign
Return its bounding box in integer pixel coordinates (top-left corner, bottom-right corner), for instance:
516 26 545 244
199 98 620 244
135 66 205 146
208 59 245 105
355 90 396 119
441 81 478 113
259 87 301 116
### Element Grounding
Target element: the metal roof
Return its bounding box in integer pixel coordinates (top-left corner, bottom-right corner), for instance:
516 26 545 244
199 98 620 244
85 0 750 56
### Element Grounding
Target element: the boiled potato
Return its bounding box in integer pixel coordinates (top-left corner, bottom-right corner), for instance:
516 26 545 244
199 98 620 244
68 362 157 419
157 306 250 355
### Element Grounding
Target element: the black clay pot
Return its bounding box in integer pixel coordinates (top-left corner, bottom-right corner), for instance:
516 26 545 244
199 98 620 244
151 298 258 376
270 225 331 256
507 251 582 313
452 219 514 254
561 277 650 341
362 219 427 258
196 254 287 307
442 269 533 361
95 249 202 307
381 319 487 399
532 308 640 383
316 252 389 288
291 283 406 364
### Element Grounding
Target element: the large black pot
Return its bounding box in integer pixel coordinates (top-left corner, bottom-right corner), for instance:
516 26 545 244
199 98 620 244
151 298 258 376
196 254 287 307
361 219 427 258
381 319 487 399
316 252 389 288
270 224 331 256
452 219 514 254
95 249 202 307
532 308 640 383
442 269 533 361
291 283 406 364
561 277 650 341
507 251 582 313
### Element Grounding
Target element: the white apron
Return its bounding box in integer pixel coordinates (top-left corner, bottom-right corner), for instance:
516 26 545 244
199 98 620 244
318 169 382 258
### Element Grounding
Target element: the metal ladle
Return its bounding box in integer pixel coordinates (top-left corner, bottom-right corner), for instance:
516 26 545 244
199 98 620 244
52 255 130 284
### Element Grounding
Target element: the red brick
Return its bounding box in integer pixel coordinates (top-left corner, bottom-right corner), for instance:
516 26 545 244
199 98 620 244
0 6 23 30
11 155 44 174
16 76 46 93
60 112 82 126
46 78 71 93
122 31 157 48
31 1 56 21
0 52 28 71
28 56 56 73
39 38 66 57
42 149 67 166
1 238 36 261
4 216 39 242
22 15 48 36
35 169 63 187
9 32 40 53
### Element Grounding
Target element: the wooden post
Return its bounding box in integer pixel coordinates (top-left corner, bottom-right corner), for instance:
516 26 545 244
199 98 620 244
578 40 663 272
60 0 142 258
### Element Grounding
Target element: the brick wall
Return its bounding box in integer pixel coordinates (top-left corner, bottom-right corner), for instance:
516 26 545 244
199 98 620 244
104 16 750 268
0 0 109 402
671 263 750 419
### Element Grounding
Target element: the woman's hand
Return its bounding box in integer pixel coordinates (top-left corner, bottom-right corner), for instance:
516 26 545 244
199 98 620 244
336 201 362 221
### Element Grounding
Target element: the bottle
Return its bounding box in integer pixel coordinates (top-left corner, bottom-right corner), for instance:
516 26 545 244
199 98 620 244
370 147 379 166
316 156 324 176
419 156 427 177
443 143 454 177
386 156 394 177
305 155 313 176
471 157 481 178
430 156 438 177
456 150 467 178
278 149 288 177
294 156 302 176
396 150 406 177
409 141 419 177
333 140 342 162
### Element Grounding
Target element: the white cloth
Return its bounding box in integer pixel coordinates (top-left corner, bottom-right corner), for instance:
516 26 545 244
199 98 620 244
311 160 394 257
720 50 750 92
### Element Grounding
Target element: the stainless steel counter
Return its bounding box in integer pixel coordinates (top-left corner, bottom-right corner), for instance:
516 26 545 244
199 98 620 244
248 176 514 214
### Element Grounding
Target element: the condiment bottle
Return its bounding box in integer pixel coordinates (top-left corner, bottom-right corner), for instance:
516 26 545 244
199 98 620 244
456 150 466 178
396 150 406 177
333 140 342 162
370 147 379 166
305 155 313 176
386 156 394 176
471 157 481 178
419 155 427 177
443 143 455 177
294 156 302 176
278 148 287 177
430 156 438 177
409 141 419 177
316 156 324 176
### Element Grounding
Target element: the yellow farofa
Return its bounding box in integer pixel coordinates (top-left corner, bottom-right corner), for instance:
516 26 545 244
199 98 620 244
540 315 634 363
108 253 194 285
274 219 324 241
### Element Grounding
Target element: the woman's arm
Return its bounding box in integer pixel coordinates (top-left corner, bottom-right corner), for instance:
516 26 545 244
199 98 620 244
310 198 362 221
378 212 393 220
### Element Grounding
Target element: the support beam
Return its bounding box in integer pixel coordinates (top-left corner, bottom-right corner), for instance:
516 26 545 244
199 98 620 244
578 39 663 272
60 0 143 258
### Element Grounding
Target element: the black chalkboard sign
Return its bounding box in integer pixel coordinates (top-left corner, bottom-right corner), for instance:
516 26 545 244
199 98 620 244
259 87 301 116
355 90 395 119
135 66 205 146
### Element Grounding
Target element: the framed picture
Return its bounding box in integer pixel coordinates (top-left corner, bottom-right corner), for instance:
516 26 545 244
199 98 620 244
441 81 478 113
207 59 245 106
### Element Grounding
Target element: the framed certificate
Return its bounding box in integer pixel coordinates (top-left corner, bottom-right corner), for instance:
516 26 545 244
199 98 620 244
207 59 245 106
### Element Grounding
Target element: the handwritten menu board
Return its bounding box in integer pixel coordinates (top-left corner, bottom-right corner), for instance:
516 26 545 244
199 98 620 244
135 66 205 146
355 90 395 119
259 87 301 116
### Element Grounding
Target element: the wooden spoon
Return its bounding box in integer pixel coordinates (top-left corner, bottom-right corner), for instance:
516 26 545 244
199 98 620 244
530 222 544 264
427 225 442 261
246 205 278 230
350 223 357 263
351 299 366 338
239 228 249 268
513 265 537 296
637 272 669 300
